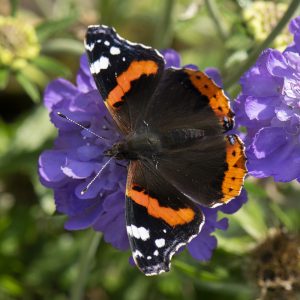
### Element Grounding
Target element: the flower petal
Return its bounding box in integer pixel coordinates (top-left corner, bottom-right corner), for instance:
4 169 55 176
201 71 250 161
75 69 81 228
289 16 300 35
248 141 300 181
244 96 277 121
64 201 104 230
44 78 79 111
252 127 287 159
61 158 96 179
220 189 248 214
240 49 283 97
76 54 96 92
204 67 223 87
161 49 181 68
267 50 292 78
39 150 67 186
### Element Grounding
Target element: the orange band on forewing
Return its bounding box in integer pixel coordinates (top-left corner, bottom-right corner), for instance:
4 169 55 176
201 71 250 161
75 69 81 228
221 136 247 203
127 187 195 226
106 60 158 108
184 69 233 120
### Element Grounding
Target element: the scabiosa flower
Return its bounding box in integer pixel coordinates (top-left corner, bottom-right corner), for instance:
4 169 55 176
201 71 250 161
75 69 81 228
234 16 300 182
243 1 292 50
39 49 247 265
0 16 40 69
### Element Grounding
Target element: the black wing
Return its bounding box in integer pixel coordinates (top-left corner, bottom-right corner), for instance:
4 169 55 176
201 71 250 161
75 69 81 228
126 161 204 275
142 68 247 206
85 25 165 134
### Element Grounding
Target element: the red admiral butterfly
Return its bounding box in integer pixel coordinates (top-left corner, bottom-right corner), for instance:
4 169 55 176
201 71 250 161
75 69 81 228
85 25 247 276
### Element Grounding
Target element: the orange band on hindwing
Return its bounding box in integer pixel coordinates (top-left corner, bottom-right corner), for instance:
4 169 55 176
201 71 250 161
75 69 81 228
221 135 247 203
126 185 195 226
106 60 159 109
184 69 234 126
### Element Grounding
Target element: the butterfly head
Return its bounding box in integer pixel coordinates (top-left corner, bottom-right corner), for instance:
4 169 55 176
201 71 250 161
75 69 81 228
104 140 139 161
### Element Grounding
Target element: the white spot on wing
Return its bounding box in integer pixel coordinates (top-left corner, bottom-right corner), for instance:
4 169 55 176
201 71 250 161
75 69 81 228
85 42 95 52
155 238 165 248
126 226 133 236
110 46 121 55
104 40 110 46
153 250 159 256
147 256 152 260
126 225 150 241
122 57 126 61
88 25 100 29
90 56 110 74
133 250 144 258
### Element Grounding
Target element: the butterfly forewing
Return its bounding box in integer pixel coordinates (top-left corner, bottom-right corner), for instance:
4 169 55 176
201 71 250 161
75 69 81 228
85 25 165 134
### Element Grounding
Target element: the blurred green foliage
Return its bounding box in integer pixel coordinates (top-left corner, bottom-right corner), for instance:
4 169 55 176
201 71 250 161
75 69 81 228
0 0 300 299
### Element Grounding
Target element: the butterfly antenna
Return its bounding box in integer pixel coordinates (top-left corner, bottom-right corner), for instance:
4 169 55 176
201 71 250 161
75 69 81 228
81 157 114 195
57 112 106 140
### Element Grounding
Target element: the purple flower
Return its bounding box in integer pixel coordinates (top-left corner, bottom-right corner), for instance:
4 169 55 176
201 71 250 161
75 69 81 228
39 49 247 266
234 16 300 182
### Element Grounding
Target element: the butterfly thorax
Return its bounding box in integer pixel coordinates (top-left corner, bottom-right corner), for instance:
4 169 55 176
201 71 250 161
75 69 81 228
105 131 162 161
105 128 206 161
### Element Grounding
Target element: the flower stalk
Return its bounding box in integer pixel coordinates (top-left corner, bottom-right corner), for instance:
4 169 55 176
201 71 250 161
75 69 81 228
71 231 102 300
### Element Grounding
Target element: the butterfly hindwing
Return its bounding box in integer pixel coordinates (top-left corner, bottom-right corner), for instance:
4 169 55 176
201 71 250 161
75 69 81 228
126 161 204 275
85 25 165 133
142 68 246 206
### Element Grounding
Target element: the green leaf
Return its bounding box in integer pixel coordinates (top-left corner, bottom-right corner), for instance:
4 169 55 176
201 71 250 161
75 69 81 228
225 34 253 50
173 261 253 296
231 198 268 241
10 106 54 153
215 234 255 254
0 69 10 90
36 13 78 42
42 38 84 55
32 55 71 77
0 120 12 155
245 179 268 198
0 275 23 296
15 73 40 103
22 63 49 87
270 202 300 231
0 106 55 174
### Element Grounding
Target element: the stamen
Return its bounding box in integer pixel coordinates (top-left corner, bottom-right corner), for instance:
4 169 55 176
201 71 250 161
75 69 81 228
57 112 106 140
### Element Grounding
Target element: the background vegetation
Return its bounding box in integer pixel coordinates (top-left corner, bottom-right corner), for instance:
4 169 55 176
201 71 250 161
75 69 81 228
0 0 299 299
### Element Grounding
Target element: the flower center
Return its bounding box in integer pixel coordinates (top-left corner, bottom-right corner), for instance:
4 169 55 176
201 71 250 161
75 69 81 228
0 24 27 52
0 16 40 67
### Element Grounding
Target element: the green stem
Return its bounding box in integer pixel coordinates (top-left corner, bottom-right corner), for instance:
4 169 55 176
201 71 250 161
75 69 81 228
155 0 175 48
70 231 102 300
10 0 19 17
224 0 300 89
205 0 228 40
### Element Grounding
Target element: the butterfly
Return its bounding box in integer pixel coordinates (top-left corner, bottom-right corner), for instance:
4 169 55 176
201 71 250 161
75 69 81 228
85 25 247 276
